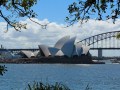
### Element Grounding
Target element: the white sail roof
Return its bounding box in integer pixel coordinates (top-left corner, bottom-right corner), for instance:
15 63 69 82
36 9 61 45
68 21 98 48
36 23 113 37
33 50 39 57
72 46 78 56
76 42 83 56
21 50 35 58
61 37 76 57
54 36 70 49
37 36 90 57
39 45 51 57
82 45 90 55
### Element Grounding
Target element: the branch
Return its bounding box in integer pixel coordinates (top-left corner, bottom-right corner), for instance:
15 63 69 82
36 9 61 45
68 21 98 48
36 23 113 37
0 10 21 32
29 17 50 29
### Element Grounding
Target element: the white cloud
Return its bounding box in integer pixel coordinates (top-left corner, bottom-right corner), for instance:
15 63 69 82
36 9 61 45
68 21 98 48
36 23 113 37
0 18 120 49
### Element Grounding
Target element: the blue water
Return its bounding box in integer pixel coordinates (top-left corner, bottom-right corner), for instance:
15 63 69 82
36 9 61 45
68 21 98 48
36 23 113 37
0 64 120 90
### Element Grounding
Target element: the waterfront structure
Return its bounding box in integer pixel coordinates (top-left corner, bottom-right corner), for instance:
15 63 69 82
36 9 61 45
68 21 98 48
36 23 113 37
21 50 39 58
0 51 13 59
54 36 70 49
39 36 90 58
0 36 90 59
0 36 105 64
0 51 22 59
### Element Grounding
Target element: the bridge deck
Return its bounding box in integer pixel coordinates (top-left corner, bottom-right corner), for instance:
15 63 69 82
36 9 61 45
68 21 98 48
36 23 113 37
90 48 120 50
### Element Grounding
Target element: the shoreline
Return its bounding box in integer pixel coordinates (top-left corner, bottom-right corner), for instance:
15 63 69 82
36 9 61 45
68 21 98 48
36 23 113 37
0 57 105 64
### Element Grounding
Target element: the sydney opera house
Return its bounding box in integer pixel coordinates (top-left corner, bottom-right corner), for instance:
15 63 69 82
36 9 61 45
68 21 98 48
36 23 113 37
38 36 90 57
20 36 93 64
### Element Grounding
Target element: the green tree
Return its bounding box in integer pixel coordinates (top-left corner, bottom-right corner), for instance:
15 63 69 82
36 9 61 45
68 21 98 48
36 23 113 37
0 0 40 75
66 0 120 38
0 0 39 75
66 0 120 26
0 0 47 31
116 33 120 39
0 65 7 76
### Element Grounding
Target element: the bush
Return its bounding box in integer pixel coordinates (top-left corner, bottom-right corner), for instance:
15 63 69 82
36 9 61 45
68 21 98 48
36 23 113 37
26 82 70 90
26 82 92 90
0 65 7 76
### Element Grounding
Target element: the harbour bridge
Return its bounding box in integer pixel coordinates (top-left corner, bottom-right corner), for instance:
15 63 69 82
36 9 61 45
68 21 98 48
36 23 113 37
1 30 120 58
78 30 120 58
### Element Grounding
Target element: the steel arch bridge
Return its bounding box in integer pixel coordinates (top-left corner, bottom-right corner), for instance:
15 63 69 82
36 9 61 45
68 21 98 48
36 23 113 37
78 30 120 49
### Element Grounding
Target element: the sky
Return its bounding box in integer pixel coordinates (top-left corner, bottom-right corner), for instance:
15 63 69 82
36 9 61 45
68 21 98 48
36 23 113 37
1 0 120 56
32 0 74 23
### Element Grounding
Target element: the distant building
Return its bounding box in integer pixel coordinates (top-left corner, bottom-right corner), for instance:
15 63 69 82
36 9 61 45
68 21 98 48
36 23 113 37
20 36 90 59
0 36 95 64
38 36 90 58
0 51 22 59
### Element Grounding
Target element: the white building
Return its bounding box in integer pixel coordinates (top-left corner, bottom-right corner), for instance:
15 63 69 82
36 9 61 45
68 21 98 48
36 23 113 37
21 36 90 58
38 36 90 58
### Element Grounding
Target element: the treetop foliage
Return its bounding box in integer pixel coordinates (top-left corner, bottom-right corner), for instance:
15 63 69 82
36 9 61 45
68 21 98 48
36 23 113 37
66 0 120 26
0 0 39 31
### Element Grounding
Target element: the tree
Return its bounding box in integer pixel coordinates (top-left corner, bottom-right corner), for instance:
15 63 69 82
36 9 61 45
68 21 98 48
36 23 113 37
0 0 47 31
116 33 120 39
0 0 40 75
66 0 120 26
0 0 38 75
0 65 7 76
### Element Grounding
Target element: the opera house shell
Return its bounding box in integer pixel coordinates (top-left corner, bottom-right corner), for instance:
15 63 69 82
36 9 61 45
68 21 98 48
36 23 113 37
0 36 105 64
38 36 91 58
21 50 39 58
21 36 91 58
20 36 94 63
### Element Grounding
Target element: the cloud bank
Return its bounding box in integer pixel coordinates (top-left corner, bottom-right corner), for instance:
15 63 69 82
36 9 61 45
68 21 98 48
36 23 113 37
0 18 120 49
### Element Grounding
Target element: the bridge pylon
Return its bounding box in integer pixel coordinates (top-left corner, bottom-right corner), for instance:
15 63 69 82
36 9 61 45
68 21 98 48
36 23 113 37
98 48 102 59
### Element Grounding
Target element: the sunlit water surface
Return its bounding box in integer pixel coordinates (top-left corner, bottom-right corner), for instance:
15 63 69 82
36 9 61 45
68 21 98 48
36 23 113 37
0 64 120 90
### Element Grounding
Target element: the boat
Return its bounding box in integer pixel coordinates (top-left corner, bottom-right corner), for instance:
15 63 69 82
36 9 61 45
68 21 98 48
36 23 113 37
110 59 120 64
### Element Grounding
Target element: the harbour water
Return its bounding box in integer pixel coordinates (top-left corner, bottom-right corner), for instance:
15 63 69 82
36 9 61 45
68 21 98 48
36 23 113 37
0 64 120 90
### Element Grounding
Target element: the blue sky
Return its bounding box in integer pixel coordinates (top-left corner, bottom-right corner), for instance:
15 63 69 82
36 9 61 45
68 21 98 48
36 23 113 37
32 0 75 23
